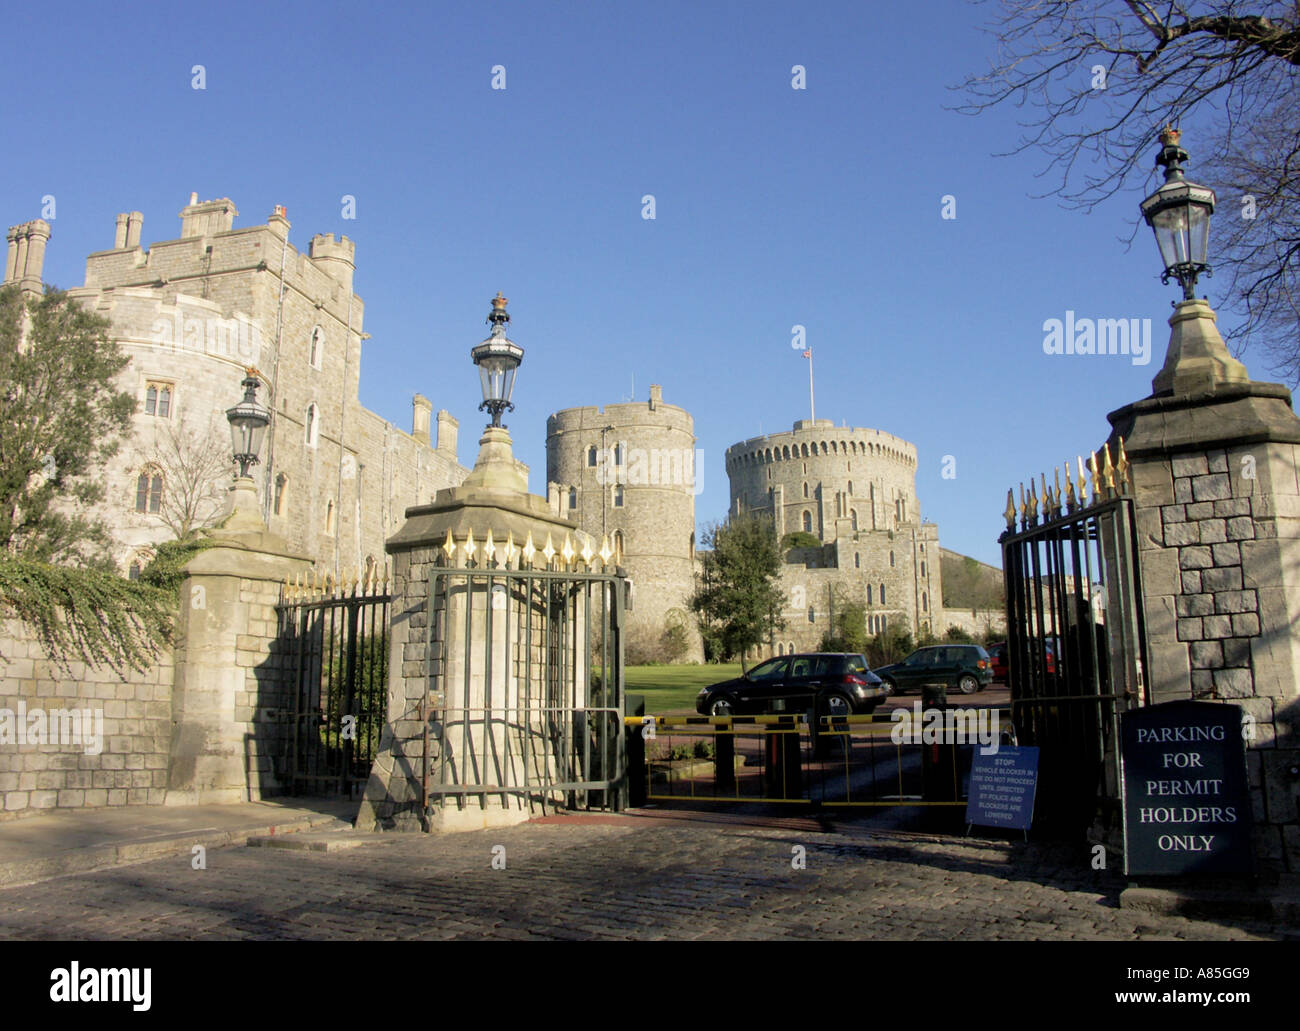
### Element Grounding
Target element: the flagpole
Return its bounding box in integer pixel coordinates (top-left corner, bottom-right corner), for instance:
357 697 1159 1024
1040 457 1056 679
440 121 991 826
808 350 815 422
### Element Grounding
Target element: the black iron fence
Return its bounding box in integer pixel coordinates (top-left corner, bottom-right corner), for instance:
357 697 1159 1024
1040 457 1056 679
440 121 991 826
276 568 390 797
999 442 1148 832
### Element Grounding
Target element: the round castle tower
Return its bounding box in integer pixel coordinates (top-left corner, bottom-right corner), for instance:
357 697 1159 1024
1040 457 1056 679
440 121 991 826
547 385 702 662
726 418 919 539
725 418 942 647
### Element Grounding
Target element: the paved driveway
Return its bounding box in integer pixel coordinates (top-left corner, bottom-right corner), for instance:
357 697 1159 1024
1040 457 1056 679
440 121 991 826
0 810 1287 941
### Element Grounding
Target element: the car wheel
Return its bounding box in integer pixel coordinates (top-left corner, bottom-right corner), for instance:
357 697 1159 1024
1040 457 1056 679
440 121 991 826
880 679 897 697
824 693 853 718
709 697 735 717
957 674 979 695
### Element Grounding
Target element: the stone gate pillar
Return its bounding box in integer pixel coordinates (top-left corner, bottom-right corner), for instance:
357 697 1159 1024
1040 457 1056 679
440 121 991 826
1106 299 1300 871
356 425 607 832
165 477 312 804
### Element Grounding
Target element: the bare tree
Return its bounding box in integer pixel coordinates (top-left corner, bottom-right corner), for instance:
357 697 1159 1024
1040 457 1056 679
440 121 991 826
957 1 1300 380
140 416 233 542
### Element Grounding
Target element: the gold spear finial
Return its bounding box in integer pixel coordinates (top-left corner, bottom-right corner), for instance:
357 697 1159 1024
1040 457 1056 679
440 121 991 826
504 531 519 568
1028 480 1039 522
599 535 613 567
1103 442 1116 495
1004 489 1016 531
1088 451 1100 505
463 528 477 565
522 531 536 567
1116 436 1130 492
442 528 456 563
542 533 556 566
483 529 497 566
1041 473 1051 519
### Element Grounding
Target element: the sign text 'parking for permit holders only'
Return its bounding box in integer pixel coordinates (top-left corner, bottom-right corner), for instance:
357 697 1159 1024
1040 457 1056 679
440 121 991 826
1120 700 1253 876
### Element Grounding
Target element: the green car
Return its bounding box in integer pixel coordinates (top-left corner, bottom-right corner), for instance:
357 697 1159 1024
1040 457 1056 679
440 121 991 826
873 645 994 696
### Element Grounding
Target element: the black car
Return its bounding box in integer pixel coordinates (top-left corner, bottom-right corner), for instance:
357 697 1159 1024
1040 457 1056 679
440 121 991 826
695 653 888 717
873 644 993 696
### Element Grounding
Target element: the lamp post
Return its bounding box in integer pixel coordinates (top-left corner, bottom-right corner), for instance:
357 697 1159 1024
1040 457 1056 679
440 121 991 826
1138 128 1248 397
225 370 271 478
471 293 524 428
1140 126 1216 302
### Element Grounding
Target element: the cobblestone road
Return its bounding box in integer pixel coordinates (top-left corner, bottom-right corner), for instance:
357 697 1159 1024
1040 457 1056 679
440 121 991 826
0 811 1289 940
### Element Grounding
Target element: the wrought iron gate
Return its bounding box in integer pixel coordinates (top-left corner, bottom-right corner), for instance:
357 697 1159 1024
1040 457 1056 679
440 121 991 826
999 442 1148 833
276 569 390 797
423 564 626 816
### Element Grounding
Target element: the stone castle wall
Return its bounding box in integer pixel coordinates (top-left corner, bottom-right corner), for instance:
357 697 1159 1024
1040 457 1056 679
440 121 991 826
52 197 468 578
546 386 702 661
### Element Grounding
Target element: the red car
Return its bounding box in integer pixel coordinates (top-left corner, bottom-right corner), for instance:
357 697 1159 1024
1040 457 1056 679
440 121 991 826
987 640 1056 683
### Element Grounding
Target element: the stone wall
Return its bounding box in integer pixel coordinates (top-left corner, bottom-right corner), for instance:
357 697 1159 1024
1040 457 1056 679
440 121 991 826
0 615 174 820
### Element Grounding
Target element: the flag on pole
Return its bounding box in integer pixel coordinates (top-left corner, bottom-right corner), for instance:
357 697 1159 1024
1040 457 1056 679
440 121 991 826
802 350 811 358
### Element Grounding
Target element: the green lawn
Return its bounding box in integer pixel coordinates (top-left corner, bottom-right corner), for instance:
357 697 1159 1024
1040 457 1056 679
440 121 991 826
623 663 744 715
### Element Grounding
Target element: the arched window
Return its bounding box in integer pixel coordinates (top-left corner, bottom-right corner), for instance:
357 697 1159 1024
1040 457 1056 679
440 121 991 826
325 499 336 536
135 469 162 513
880 585 886 605
309 326 324 369
920 561 926 576
802 511 812 532
867 585 873 604
848 480 853 495
613 484 624 508
783 446 790 460
568 487 578 510
613 443 624 466
305 404 319 447
803 482 809 499
587 446 598 467
274 474 288 517
851 509 858 531
144 382 172 418
922 593 929 612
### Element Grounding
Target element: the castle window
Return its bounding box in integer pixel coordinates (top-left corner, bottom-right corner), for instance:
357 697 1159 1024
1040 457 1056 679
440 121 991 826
568 487 578 510
920 561 926 577
587 446 598 467
890 551 895 567
690 532 695 559
274 473 288 517
128 562 141 581
920 543 925 554
848 481 853 495
309 326 324 369
613 443 624 466
808 607 815 624
851 509 858 531
613 484 624 508
922 593 929 612
767 469 771 481
803 482 809 499
802 510 812 533
776 643 783 656
305 404 320 447
880 585 886 605
867 585 872 604
855 552 860 568
144 382 172 418
135 469 162 513
325 499 335 536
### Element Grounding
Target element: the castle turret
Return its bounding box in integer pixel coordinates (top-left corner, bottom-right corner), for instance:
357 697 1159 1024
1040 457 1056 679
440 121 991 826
5 219 51 292
412 394 433 445
309 233 356 291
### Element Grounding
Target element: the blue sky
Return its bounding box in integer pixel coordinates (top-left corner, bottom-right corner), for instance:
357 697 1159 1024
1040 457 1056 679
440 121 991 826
3 0 1265 567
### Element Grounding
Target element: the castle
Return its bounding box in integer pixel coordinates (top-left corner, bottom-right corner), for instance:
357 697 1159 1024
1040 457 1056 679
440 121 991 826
726 419 943 653
5 196 469 576
9 196 945 657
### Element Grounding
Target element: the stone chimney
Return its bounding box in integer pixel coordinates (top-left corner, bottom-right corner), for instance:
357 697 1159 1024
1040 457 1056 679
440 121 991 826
309 233 355 291
179 195 237 238
436 409 458 459
124 211 143 248
267 205 290 240
412 395 432 445
5 220 51 291
114 213 129 249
